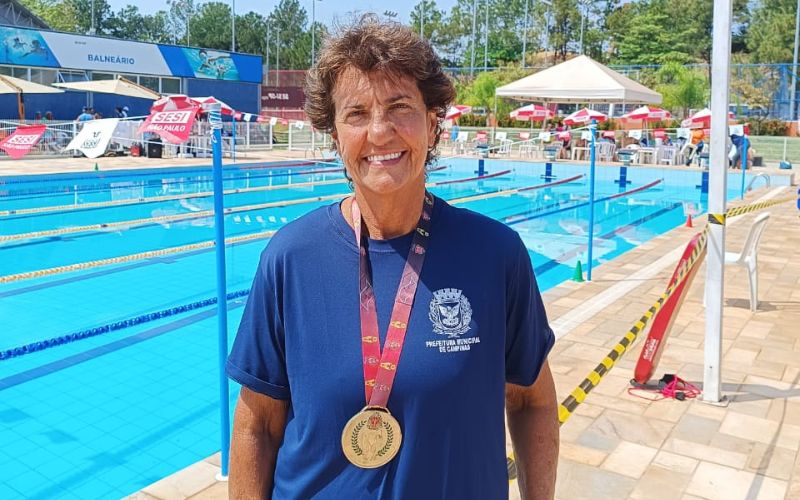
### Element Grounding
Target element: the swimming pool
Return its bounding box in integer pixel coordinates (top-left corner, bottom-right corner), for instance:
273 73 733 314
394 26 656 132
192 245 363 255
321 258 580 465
0 158 779 498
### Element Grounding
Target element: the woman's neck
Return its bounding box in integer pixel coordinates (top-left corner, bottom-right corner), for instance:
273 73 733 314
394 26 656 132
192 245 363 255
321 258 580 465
343 186 426 240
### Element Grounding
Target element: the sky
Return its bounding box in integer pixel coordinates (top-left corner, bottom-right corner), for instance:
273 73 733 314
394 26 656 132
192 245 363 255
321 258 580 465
105 0 460 25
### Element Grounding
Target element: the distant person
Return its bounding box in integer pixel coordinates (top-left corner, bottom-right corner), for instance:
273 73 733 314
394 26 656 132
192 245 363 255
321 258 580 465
44 111 53 122
76 107 94 122
34 111 42 122
684 128 705 166
121 106 129 118
729 133 746 169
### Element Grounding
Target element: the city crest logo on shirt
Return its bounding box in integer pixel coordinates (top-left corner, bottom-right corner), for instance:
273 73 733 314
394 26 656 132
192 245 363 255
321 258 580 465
425 288 481 353
429 288 472 337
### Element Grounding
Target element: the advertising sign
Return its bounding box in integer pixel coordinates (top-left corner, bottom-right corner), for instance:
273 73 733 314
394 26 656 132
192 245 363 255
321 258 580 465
0 27 59 67
182 48 239 80
0 124 47 159
65 118 119 158
43 31 172 75
138 107 199 144
261 86 305 108
0 26 262 83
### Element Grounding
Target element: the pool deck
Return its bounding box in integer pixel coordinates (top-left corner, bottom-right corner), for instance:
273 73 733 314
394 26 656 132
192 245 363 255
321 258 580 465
9 154 797 499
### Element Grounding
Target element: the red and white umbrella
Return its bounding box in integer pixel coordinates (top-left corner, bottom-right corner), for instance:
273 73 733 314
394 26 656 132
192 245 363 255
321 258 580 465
150 94 199 113
509 104 553 122
191 96 235 115
563 108 607 126
681 108 735 128
445 105 472 121
621 105 672 122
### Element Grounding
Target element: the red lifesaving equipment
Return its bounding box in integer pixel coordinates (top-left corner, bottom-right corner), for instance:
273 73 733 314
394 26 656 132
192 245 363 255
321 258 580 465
633 232 707 384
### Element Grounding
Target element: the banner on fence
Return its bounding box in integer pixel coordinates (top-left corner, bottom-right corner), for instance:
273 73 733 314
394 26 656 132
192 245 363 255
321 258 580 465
64 118 119 158
0 124 47 159
138 104 199 144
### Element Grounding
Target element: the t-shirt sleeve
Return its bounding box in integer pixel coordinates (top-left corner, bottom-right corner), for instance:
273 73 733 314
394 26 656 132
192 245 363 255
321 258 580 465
226 248 291 400
504 234 555 386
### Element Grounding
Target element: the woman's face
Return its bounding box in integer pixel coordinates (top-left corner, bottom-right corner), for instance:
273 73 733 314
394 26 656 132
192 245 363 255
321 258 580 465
331 67 437 197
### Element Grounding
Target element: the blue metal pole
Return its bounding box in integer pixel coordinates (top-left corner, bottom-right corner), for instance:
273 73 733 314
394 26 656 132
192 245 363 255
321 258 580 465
208 103 231 478
739 135 748 199
587 120 597 281
231 118 237 163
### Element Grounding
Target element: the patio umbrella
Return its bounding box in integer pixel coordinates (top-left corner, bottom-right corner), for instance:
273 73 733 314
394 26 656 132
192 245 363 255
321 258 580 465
0 74 64 121
53 76 161 100
509 104 554 122
621 105 672 122
681 108 735 128
191 96 235 115
563 108 607 126
150 94 200 113
445 105 471 121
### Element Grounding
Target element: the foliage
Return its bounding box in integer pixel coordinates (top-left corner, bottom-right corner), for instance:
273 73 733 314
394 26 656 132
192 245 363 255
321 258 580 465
747 0 798 63
748 118 789 136
654 62 708 118
190 2 232 50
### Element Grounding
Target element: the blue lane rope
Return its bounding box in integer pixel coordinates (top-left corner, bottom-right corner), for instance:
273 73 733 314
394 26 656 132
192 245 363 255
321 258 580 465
0 289 251 361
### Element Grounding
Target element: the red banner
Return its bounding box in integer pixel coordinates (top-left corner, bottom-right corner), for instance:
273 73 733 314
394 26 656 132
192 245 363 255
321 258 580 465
0 124 47 160
138 106 199 144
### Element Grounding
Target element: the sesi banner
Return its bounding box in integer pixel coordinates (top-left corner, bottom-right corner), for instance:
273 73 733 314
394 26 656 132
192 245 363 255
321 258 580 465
0 124 47 159
138 107 199 144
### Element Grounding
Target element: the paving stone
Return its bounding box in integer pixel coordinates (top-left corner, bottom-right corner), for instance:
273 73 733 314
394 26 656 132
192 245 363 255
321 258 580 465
629 465 691 500
555 460 637 500
601 441 658 479
143 461 220 500
671 414 722 446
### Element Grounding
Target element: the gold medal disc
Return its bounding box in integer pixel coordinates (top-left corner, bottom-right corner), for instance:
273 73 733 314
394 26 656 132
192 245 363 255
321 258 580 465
341 406 402 468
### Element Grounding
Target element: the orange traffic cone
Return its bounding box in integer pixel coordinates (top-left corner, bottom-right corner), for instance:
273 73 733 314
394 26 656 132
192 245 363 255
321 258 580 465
685 214 693 228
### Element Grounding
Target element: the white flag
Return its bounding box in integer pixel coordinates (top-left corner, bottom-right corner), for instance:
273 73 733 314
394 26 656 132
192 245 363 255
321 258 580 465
581 131 593 141
628 129 642 140
269 117 278 126
729 124 744 136
65 118 120 158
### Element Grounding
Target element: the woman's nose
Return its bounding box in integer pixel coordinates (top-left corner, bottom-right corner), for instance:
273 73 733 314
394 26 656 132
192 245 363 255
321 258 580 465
367 111 394 145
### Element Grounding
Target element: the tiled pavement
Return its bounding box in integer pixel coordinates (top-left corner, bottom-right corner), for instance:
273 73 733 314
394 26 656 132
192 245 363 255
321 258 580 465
121 182 800 500
11 154 795 499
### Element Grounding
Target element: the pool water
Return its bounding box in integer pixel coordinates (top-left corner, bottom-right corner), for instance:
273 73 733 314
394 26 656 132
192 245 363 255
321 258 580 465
0 158 774 499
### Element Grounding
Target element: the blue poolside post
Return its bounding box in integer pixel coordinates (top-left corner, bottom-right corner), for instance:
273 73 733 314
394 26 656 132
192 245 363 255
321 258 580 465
231 118 237 163
739 135 748 199
587 120 597 281
208 103 231 478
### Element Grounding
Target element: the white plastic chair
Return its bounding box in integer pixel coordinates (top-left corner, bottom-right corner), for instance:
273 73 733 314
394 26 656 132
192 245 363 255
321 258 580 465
453 131 470 154
724 212 770 311
494 131 512 155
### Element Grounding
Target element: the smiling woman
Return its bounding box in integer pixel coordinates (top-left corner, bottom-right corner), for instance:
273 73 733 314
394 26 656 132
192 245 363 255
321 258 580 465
226 14 558 500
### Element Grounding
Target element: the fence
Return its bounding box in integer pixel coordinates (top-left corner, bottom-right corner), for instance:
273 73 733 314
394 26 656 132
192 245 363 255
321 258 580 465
0 119 334 160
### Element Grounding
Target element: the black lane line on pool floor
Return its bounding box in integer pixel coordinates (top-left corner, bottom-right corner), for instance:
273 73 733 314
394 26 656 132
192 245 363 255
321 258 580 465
0 299 246 392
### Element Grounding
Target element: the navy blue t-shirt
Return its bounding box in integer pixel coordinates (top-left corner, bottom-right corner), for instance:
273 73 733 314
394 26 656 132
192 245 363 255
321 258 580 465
227 195 554 499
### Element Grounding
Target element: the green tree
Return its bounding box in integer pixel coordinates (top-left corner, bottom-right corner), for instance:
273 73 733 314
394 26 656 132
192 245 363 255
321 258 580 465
235 12 268 56
268 0 311 69
17 0 78 32
655 61 708 118
747 0 797 63
190 2 232 50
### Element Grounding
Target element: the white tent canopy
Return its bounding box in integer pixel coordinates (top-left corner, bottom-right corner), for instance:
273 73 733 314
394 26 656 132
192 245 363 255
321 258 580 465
495 55 662 105
53 76 160 100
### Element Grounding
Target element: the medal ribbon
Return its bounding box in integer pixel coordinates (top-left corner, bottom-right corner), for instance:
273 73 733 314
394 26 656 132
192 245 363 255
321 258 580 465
352 192 434 408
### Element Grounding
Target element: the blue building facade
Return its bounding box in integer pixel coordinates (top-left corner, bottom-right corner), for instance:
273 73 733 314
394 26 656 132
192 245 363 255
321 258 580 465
0 24 262 120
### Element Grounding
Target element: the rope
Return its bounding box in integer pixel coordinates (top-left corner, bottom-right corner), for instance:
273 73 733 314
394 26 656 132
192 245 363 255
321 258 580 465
556 193 795 425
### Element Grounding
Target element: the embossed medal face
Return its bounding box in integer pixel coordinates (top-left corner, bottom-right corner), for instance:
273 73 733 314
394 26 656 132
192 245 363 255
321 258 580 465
341 407 402 468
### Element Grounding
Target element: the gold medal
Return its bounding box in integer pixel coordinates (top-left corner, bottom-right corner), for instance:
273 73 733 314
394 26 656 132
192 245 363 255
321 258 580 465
341 406 402 468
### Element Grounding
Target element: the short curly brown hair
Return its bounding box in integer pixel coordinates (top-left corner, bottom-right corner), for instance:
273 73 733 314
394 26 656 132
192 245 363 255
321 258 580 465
304 14 455 166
